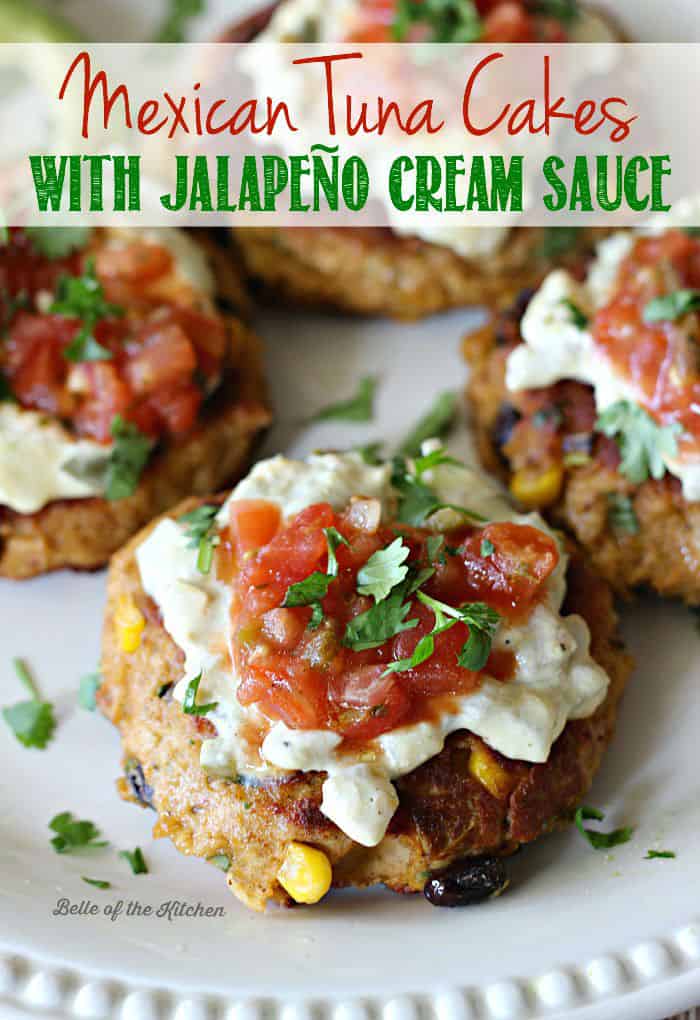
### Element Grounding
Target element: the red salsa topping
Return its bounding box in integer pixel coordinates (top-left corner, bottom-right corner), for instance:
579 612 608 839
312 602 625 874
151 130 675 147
347 0 571 42
222 500 559 743
592 230 700 459
0 228 227 444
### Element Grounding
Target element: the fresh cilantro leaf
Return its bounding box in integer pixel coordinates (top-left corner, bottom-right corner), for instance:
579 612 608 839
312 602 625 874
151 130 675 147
596 401 681 484
398 391 458 458
645 850 676 859
384 593 500 675
480 538 495 557
155 0 205 41
561 298 588 330
179 503 221 575
412 447 463 479
78 672 102 711
357 537 410 603
311 376 376 423
526 0 579 23
343 585 418 652
393 0 482 41
283 571 332 608
82 876 111 889
2 700 56 749
323 526 349 578
353 441 384 464
182 672 218 716
574 806 634 851
50 259 122 364
426 534 445 562
539 227 582 261
457 625 493 671
392 457 484 527
208 853 230 871
606 493 639 535
2 658 56 750
49 812 108 854
308 603 325 631
25 227 92 260
63 333 112 363
119 847 148 875
643 289 700 323
105 415 151 501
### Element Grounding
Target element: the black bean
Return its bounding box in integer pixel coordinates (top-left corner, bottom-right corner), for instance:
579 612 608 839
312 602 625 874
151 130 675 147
492 403 521 451
423 855 509 908
126 762 154 809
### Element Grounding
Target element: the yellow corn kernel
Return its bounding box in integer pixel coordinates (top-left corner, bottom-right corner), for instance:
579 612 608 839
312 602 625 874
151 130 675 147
277 842 332 905
115 595 145 653
469 744 515 800
510 464 564 509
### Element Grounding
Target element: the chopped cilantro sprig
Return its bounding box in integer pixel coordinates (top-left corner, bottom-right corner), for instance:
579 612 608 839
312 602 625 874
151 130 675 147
311 375 376 423
596 401 681 485
2 658 56 750
119 846 148 875
398 391 458 458
105 415 151 501
574 806 634 851
393 0 482 42
179 504 221 575
50 259 122 363
49 812 108 854
182 672 218 716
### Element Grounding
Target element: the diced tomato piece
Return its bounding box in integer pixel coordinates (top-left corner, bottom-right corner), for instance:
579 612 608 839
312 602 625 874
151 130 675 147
148 383 202 436
229 499 282 556
461 522 559 614
126 322 197 395
5 313 76 415
73 362 131 442
94 241 172 283
172 306 228 361
237 653 329 730
482 2 534 41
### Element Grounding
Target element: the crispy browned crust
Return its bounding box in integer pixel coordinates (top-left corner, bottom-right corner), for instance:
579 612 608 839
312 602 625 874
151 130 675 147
0 239 271 580
98 499 632 912
464 316 700 604
234 226 608 321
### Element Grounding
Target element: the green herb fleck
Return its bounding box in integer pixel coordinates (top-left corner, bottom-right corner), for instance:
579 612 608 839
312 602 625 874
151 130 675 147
155 0 205 41
78 672 102 711
606 493 639 535
182 672 218 716
323 526 349 578
357 537 411 603
480 538 495 558
561 298 588 330
82 876 111 889
208 853 230 871
179 503 221 575
105 415 151 502
574 806 634 851
50 259 122 363
343 582 419 652
643 289 700 324
2 658 56 749
393 0 482 41
283 572 332 609
119 847 148 875
539 227 582 261
398 391 458 458
596 401 681 485
644 849 676 860
49 812 108 854
311 376 376 424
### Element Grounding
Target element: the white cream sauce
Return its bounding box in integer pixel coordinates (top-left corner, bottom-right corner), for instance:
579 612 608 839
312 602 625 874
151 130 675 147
136 448 610 847
505 229 700 500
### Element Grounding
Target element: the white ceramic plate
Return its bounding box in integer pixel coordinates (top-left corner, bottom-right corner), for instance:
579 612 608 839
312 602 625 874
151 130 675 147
2 3 700 1020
